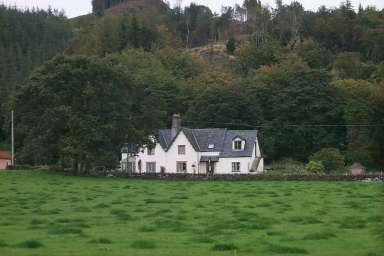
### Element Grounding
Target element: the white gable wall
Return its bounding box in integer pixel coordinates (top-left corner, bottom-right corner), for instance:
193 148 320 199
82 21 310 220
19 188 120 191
215 140 263 174
135 143 166 173
164 131 199 173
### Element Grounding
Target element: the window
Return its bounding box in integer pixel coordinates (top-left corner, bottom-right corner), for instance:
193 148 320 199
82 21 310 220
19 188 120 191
233 139 244 151
177 162 187 173
146 162 156 173
178 145 186 155
127 162 136 173
232 162 241 172
208 144 215 149
122 158 136 173
147 148 155 156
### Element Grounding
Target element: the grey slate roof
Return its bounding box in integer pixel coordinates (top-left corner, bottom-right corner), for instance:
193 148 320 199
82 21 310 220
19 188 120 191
158 128 258 158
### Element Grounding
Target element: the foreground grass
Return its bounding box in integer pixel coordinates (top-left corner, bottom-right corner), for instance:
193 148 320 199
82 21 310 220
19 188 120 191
0 171 383 256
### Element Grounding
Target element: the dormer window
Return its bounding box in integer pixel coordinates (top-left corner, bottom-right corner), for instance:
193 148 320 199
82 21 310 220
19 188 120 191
234 141 242 150
233 138 245 151
208 144 215 149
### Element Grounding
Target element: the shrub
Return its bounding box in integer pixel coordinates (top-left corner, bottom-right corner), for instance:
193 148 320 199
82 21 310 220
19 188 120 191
267 159 305 175
346 149 374 168
226 37 236 54
306 161 325 175
310 148 345 173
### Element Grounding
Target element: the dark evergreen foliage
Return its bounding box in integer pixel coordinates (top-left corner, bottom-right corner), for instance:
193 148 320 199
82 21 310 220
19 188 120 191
226 37 236 54
0 5 72 142
0 5 72 96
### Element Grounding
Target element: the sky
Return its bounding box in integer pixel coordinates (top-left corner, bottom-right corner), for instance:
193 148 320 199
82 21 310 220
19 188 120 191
1 0 383 18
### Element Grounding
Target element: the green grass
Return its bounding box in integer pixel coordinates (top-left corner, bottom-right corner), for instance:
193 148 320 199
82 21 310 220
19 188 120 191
212 243 238 251
17 240 44 249
0 171 383 256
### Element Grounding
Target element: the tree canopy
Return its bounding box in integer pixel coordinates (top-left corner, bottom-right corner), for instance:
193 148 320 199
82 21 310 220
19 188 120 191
1 1 384 170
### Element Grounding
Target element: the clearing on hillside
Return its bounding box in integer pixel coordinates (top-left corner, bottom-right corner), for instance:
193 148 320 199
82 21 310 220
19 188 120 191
0 171 383 256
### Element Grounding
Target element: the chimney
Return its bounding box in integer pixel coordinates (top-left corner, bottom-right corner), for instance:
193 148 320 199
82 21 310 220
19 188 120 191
171 113 181 139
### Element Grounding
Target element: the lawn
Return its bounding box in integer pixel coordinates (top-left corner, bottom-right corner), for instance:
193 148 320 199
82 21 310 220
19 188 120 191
0 171 383 256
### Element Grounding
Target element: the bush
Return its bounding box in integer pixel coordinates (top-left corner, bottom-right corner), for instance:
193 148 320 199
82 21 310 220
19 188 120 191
346 149 374 168
306 161 325 175
310 148 345 173
226 37 236 54
267 159 305 175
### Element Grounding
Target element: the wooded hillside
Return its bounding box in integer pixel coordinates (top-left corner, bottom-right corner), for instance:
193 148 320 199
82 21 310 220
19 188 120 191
0 5 72 141
92 0 168 16
1 0 383 171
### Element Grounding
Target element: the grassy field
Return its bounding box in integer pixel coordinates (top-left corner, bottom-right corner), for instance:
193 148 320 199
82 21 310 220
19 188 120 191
0 171 383 256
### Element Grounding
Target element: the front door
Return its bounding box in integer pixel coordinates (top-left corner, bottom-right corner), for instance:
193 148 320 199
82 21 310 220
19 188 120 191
206 161 215 175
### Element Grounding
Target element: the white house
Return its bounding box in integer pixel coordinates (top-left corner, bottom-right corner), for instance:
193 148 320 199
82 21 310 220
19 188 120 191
121 114 264 175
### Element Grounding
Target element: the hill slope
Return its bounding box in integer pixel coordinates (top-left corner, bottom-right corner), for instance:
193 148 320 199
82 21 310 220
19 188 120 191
92 0 168 16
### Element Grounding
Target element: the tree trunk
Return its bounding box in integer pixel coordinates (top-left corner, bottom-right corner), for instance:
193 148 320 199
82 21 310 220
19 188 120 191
186 22 190 49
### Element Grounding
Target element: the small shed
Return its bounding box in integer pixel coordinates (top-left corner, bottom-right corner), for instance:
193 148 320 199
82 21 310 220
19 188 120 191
0 150 11 170
350 163 366 176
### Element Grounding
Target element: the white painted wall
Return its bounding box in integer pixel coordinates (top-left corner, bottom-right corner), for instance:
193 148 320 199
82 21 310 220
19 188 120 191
216 157 253 174
123 133 265 174
255 140 264 173
163 131 199 173
198 162 207 174
257 158 264 173
135 143 166 173
200 152 220 156
134 131 199 174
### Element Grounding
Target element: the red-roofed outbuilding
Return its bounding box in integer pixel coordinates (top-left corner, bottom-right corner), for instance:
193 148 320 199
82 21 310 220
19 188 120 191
0 150 11 170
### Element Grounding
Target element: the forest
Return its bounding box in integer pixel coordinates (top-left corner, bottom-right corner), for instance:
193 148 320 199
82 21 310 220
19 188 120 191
0 5 72 142
0 0 383 171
